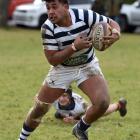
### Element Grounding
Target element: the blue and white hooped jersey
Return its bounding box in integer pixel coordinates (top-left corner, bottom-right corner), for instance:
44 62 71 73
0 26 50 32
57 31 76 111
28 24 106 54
41 8 109 66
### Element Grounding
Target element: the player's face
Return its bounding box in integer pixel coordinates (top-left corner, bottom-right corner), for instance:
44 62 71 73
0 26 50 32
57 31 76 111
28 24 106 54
58 93 70 106
46 0 69 24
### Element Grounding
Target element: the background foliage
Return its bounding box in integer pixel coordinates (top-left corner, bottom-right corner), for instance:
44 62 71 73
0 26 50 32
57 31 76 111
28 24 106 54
123 0 136 3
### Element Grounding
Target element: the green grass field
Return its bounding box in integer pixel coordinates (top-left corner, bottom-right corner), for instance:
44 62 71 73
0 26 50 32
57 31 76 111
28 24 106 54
0 27 140 140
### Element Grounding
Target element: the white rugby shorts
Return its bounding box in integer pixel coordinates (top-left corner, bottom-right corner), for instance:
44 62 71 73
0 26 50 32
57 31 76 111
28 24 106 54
43 57 104 89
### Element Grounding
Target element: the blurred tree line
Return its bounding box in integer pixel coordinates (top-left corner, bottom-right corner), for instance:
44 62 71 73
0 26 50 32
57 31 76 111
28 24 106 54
0 0 10 27
123 0 135 3
91 0 136 16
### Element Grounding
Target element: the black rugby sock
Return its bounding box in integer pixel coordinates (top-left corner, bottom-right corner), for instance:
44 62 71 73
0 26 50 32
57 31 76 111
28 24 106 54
77 117 91 131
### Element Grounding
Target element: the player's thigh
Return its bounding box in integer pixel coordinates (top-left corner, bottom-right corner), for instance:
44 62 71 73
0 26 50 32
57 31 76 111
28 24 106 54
37 83 65 104
79 75 110 105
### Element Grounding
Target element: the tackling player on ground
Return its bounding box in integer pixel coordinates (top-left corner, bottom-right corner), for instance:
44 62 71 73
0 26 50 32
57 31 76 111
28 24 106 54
18 0 121 139
54 88 127 124
53 88 88 123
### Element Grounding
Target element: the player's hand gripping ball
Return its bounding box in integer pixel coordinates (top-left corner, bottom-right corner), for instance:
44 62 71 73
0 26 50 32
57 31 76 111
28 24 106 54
90 22 112 51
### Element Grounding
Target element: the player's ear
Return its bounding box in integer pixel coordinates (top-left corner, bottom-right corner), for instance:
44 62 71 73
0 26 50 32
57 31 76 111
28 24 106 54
64 3 69 9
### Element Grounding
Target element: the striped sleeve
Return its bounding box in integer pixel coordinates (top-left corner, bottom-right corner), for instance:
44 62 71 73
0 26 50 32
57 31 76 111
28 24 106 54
41 21 59 50
83 9 110 28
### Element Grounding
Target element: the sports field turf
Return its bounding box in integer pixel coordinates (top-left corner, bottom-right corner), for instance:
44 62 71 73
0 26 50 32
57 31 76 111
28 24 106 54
0 27 140 140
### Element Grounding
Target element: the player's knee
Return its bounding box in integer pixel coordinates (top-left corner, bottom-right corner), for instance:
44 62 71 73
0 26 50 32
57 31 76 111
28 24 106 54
99 99 109 111
92 97 109 112
26 97 51 125
35 95 51 113
101 100 109 111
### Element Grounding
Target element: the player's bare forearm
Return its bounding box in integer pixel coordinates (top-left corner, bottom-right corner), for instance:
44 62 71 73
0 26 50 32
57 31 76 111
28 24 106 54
44 35 92 66
44 44 75 66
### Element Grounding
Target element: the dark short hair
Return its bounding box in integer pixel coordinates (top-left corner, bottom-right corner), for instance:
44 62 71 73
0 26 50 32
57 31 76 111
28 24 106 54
43 0 69 4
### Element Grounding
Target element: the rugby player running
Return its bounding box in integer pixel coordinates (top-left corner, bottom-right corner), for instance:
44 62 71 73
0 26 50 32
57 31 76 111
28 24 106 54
18 0 121 140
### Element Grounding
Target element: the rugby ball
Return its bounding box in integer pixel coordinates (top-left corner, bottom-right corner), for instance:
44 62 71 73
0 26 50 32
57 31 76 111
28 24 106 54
90 22 112 51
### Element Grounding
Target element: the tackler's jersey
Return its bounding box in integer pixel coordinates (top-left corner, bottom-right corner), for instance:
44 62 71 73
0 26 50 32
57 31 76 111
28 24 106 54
53 93 87 117
41 9 109 66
